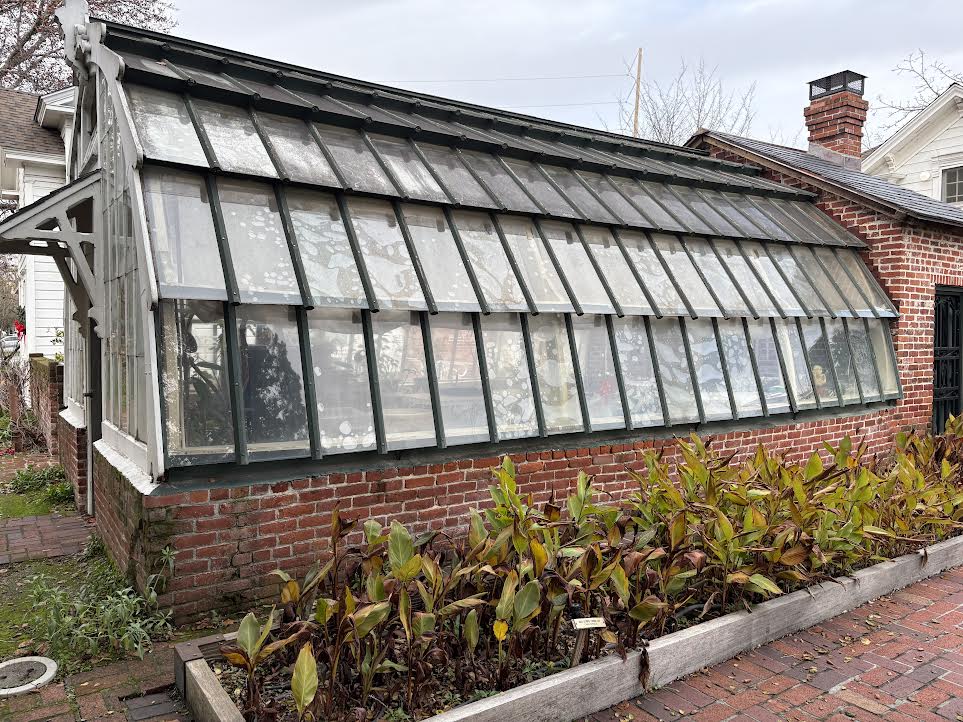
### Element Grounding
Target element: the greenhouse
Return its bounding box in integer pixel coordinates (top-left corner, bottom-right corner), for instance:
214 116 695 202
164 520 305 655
0 8 899 484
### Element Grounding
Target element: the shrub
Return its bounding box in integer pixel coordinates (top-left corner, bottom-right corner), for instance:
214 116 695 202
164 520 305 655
226 426 963 721
9 463 66 493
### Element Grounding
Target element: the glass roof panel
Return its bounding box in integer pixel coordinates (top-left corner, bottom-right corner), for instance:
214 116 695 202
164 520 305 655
800 318 839 406
219 179 301 304
650 233 720 316
307 308 376 454
774 318 817 410
613 316 664 427
577 172 649 226
285 189 366 307
697 189 764 238
571 315 624 430
712 239 779 316
746 319 790 414
867 319 899 396
846 319 881 401
813 247 873 316
429 312 490 445
529 314 584 434
126 85 208 166
618 230 687 315
345 198 427 310
460 151 540 213
683 237 751 316
789 245 851 316
755 197 820 243
496 215 573 312
579 225 653 315
192 99 277 177
835 249 895 316
538 221 613 313
651 318 699 424
503 159 575 216
825 318 860 404
740 241 805 316
450 211 527 311
257 113 339 186
480 313 539 439
717 319 764 418
417 143 496 207
608 177 684 231
400 204 480 311
368 134 448 202
685 319 732 422
313 124 396 195
142 167 226 300
764 244 827 316
540 165 617 223
176 65 240 93
642 183 714 235
723 193 792 241
673 186 740 236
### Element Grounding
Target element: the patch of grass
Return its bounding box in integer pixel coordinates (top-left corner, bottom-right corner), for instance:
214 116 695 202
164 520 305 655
0 463 73 519
0 491 56 518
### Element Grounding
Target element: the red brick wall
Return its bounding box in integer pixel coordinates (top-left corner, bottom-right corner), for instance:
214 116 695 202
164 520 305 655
58 412 88 512
804 91 868 158
28 355 63 454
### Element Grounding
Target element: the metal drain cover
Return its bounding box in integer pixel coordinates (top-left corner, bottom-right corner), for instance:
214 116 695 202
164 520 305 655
0 656 57 697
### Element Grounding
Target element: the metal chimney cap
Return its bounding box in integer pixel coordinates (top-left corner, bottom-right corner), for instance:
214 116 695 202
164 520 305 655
808 71 866 101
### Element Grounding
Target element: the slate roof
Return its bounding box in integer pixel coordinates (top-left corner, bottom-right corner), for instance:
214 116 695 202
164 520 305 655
696 131 963 230
0 88 64 156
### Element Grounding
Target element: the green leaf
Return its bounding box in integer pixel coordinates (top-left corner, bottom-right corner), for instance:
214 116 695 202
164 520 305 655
803 452 823 482
394 554 423 583
412 612 436 637
438 594 486 617
512 580 541 632
351 601 391 639
363 520 383 544
495 570 518 621
628 595 665 625
610 565 629 606
464 608 479 652
388 522 414 573
399 587 411 642
863 525 895 538
314 597 336 625
747 573 783 596
236 612 260 658
291 643 318 717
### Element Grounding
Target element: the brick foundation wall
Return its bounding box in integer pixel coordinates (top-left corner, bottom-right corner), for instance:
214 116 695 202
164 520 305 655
93 406 898 624
58 411 88 512
28 356 63 454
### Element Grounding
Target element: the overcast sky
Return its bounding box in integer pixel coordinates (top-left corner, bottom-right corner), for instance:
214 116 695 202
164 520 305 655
172 0 963 148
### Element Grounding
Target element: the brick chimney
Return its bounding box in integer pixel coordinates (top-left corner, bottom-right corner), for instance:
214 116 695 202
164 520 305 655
804 71 867 168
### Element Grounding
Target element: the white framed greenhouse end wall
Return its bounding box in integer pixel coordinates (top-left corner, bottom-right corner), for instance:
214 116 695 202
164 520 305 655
0 0 929 619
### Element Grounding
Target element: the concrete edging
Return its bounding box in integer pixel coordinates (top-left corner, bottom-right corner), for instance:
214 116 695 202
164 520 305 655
176 534 963 722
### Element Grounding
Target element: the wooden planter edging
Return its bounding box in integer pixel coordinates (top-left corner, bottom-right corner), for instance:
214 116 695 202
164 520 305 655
175 534 963 722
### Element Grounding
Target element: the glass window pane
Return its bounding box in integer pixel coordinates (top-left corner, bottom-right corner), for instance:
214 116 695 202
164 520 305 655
481 314 538 439
497 215 572 312
126 85 207 166
835 250 894 316
307 309 375 453
723 194 792 241
684 237 750 316
571 315 624 430
618 230 687 315
451 211 527 311
142 167 226 300
799 318 839 406
528 314 583 434
219 179 301 304
580 226 652 315
369 134 448 202
718 320 763 418
740 241 804 315
673 186 739 236
746 319 790 414
651 233 720 316
541 165 617 223
257 113 339 186
685 319 731 421
789 245 851 315
503 159 575 216
774 318 817 410
400 204 479 311
429 313 489 445
651 317 699 424
192 99 276 177
159 300 234 458
314 124 396 195
346 198 427 310
867 319 899 396
417 143 495 207
764 244 827 315
699 189 763 238
371 311 435 450
236 305 309 454
824 318 860 404
613 316 663 427
580 172 649 226
460 151 540 213
846 319 881 401
539 221 613 313
643 183 714 235
285 189 366 307
713 239 779 316
610 176 684 231
813 247 873 316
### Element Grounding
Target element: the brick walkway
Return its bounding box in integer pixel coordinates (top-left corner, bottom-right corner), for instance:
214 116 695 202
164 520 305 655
0 513 93 564
596 566 963 722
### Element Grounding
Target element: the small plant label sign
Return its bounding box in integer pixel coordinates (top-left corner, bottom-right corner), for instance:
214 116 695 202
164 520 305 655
572 617 606 630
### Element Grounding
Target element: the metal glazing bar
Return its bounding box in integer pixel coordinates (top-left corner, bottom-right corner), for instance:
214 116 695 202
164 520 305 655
768 318 798 414
851 254 898 316
602 174 660 229
408 140 458 205
274 186 313 308
818 317 844 406
781 243 836 319
861 317 885 399
632 178 687 229
740 194 805 242
749 196 823 245
762 243 813 318
360 130 406 198
735 240 787 318
306 122 350 189
204 175 241 305
471 313 499 442
611 228 662 317
805 245 859 317
335 193 379 312
361 310 388 453
708 238 759 319
605 315 633 431
841 318 866 405
572 224 623 316
183 95 220 170
534 163 588 220
643 316 672 427
882 319 903 399
519 314 547 436
496 156 548 214
295 309 322 459
712 318 739 420
715 191 768 237
680 235 730 318
249 108 289 181
679 318 706 424
392 200 437 314
490 213 539 314
742 318 770 417
564 314 592 433
664 184 723 236
419 312 446 448
645 230 697 319
533 218 583 315
795 317 823 410
442 206 490 314
454 148 504 209
222 302 248 464
831 248 880 319
572 169 624 223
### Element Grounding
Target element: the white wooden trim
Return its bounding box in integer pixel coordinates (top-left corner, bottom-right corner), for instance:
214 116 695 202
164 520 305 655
100 420 149 473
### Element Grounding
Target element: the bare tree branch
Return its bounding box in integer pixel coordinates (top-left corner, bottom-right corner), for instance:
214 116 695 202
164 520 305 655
875 49 963 132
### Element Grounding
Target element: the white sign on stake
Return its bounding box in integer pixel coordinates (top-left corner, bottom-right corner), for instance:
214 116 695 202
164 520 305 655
571 617 606 630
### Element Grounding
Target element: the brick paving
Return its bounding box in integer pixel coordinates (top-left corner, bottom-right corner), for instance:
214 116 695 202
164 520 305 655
595 566 963 722
0 513 93 564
